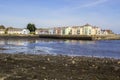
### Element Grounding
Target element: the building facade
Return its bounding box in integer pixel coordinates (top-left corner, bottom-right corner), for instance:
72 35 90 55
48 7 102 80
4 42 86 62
49 28 54 35
65 27 72 35
0 29 5 34
82 24 93 35
71 27 78 35
7 28 23 34
54 27 62 35
76 27 83 35
21 29 30 34
35 29 49 35
7 28 30 35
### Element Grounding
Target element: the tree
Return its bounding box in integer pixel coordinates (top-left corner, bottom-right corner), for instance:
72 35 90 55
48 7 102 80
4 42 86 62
27 23 36 32
0 25 5 29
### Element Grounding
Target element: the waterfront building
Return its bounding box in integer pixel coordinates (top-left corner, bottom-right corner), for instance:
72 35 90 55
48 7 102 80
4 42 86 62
106 30 114 34
7 28 23 34
0 24 113 36
101 30 109 35
92 27 101 35
7 28 30 35
35 29 49 35
82 24 93 35
76 26 83 35
71 26 78 35
61 27 66 35
21 29 30 34
101 29 114 35
0 29 5 34
64 27 72 35
49 28 54 35
54 27 62 35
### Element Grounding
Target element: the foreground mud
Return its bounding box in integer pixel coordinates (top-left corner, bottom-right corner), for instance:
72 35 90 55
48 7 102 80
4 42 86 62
0 53 120 80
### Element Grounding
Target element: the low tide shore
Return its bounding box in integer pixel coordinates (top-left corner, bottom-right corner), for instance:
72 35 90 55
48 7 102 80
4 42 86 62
0 53 120 80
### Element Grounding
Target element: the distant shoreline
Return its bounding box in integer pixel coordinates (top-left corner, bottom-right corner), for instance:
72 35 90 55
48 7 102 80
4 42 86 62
0 34 120 40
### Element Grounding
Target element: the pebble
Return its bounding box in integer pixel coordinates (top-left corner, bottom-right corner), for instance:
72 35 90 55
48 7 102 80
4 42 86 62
117 61 120 64
72 60 75 64
92 64 95 67
44 78 47 80
114 66 119 71
42 67 46 69
65 64 68 66
47 58 50 61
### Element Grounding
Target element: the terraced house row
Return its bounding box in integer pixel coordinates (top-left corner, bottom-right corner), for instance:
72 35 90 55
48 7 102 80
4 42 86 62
0 28 30 35
35 24 114 35
0 24 114 35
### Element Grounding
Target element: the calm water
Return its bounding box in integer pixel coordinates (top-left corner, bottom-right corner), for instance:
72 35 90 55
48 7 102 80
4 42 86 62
0 38 120 59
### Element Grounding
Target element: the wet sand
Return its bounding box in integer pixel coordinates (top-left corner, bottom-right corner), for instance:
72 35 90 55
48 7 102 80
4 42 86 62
0 53 120 80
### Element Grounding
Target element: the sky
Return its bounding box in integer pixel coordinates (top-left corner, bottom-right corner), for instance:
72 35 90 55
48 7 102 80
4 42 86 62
0 0 120 33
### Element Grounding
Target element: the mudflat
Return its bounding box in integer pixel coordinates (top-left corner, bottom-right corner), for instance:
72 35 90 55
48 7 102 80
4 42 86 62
0 53 120 80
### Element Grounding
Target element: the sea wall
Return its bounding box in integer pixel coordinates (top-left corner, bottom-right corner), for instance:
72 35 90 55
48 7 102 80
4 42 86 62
39 34 120 40
92 34 120 40
39 35 93 40
0 34 120 40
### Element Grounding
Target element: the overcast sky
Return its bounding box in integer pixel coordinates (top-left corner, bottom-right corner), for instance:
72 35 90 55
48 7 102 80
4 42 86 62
0 0 120 33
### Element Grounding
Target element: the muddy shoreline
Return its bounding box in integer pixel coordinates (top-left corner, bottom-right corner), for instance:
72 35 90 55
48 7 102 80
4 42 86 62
0 53 120 80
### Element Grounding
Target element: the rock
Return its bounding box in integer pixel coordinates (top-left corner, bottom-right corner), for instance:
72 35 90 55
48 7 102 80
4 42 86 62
117 61 120 64
64 64 68 67
32 67 36 69
114 66 120 71
72 60 76 64
42 67 46 70
47 58 50 61
44 78 47 80
92 64 95 67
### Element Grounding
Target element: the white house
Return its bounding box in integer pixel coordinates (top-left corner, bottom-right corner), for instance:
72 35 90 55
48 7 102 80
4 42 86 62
101 30 109 35
76 26 83 35
21 29 30 34
49 28 54 35
7 28 30 35
64 27 72 35
7 28 23 34
82 24 93 35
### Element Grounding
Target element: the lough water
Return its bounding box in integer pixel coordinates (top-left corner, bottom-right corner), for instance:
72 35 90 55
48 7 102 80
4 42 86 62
0 38 120 59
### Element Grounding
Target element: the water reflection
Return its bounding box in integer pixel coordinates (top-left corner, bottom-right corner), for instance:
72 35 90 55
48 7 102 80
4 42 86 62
0 39 96 46
0 39 120 59
65 40 96 44
0 40 5 45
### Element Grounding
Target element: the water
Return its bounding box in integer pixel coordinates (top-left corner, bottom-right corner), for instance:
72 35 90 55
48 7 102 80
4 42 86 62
0 38 120 59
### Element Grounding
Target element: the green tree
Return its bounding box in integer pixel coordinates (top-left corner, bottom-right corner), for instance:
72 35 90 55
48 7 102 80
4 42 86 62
0 25 5 29
27 23 36 32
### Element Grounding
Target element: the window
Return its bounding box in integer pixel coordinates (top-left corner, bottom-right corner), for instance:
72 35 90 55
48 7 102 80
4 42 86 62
77 30 80 34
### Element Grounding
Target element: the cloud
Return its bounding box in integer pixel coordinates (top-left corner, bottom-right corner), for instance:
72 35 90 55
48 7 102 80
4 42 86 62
72 0 109 9
82 0 108 7
52 0 109 15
